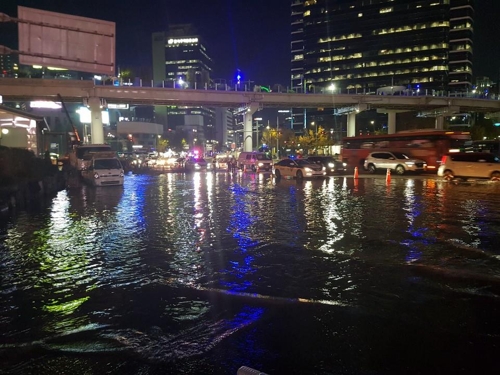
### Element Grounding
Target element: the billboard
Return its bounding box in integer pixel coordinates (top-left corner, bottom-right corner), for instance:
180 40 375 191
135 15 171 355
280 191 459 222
17 6 115 75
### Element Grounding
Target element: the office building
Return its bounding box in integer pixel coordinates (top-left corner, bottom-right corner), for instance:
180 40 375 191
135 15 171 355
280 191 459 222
152 24 215 152
290 0 474 132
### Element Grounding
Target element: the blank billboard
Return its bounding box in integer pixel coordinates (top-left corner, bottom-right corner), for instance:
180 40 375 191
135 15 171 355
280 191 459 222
17 6 115 75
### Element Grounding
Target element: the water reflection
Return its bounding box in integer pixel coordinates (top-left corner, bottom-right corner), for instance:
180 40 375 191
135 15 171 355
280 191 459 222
1 174 500 374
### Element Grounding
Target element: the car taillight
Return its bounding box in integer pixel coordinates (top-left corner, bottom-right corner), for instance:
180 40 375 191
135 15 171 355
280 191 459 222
440 155 448 164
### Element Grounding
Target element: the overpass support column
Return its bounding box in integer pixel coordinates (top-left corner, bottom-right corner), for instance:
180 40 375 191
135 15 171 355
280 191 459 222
88 97 104 144
387 111 397 134
435 116 444 130
243 103 259 152
347 113 356 137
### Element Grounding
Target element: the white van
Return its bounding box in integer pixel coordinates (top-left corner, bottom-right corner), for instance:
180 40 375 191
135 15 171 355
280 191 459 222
237 152 273 172
438 152 500 181
81 152 124 186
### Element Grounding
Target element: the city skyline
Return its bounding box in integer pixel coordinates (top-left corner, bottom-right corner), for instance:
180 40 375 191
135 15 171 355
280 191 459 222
0 0 499 86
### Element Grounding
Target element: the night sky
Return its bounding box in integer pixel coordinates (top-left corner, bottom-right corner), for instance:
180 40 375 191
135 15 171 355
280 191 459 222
0 0 499 86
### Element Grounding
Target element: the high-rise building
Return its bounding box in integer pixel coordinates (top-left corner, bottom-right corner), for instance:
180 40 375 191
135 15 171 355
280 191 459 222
215 108 236 151
290 0 474 132
0 54 17 77
152 24 215 152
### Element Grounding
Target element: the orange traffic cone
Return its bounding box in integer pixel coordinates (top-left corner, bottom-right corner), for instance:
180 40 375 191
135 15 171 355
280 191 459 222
386 168 391 184
354 166 359 179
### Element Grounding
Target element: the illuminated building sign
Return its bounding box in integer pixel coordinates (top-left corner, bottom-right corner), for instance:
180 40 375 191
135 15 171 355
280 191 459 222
167 38 199 45
108 103 129 109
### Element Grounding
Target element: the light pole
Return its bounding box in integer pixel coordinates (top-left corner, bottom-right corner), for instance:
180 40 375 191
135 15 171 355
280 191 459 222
276 116 279 159
254 117 262 151
312 121 317 153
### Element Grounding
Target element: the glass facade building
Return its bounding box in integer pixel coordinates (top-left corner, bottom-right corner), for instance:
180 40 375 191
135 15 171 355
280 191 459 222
290 0 474 132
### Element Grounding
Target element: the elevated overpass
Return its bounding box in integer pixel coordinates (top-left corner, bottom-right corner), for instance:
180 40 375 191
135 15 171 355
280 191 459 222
1 78 499 150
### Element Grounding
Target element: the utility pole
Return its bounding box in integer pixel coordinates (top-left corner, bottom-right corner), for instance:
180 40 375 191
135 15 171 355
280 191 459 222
276 116 279 159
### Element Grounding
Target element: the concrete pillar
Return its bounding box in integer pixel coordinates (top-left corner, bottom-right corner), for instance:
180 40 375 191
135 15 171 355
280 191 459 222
435 116 444 130
87 97 104 144
347 113 356 137
243 103 260 152
387 111 397 134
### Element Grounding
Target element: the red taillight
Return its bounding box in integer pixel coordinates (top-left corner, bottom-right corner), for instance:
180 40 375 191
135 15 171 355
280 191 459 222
441 155 448 164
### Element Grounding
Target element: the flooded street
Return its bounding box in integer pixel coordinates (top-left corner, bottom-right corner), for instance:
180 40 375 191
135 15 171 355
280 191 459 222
1 172 500 374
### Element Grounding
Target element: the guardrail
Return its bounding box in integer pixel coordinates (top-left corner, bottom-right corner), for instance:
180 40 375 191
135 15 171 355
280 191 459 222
102 78 499 101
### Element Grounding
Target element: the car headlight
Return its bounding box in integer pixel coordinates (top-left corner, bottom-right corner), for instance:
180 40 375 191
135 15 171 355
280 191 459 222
258 162 264 167
343 163 347 167
328 162 334 167
405 162 414 166
94 172 99 179
304 167 312 172
120 171 124 177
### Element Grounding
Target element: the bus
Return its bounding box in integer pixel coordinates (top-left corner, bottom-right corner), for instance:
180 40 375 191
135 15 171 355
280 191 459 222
471 139 500 156
341 130 472 172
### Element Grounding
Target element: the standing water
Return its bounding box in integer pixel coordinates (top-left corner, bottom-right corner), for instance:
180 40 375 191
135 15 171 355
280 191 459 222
1 173 500 374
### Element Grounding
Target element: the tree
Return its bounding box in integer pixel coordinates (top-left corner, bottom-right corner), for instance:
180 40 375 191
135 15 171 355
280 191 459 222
471 114 497 140
261 127 296 156
297 125 330 153
157 138 169 153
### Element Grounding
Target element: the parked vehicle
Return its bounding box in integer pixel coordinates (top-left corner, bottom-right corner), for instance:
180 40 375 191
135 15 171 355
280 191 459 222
273 158 325 180
214 154 232 170
306 156 346 175
237 152 273 172
437 152 500 180
185 157 208 171
81 152 124 186
69 144 113 172
363 151 427 175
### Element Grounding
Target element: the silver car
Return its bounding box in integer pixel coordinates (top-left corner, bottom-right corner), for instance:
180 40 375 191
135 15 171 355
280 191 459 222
437 152 500 180
364 151 427 175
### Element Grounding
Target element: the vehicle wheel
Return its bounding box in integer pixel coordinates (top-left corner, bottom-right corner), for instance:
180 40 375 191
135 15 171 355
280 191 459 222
296 170 303 180
491 171 500 181
367 164 376 174
443 170 454 180
395 165 405 175
274 169 281 180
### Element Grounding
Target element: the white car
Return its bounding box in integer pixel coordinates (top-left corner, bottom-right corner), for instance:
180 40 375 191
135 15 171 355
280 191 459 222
438 152 500 180
82 154 124 186
364 151 427 175
273 158 325 180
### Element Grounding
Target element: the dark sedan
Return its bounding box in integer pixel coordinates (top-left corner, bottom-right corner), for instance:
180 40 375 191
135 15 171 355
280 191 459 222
306 156 346 175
